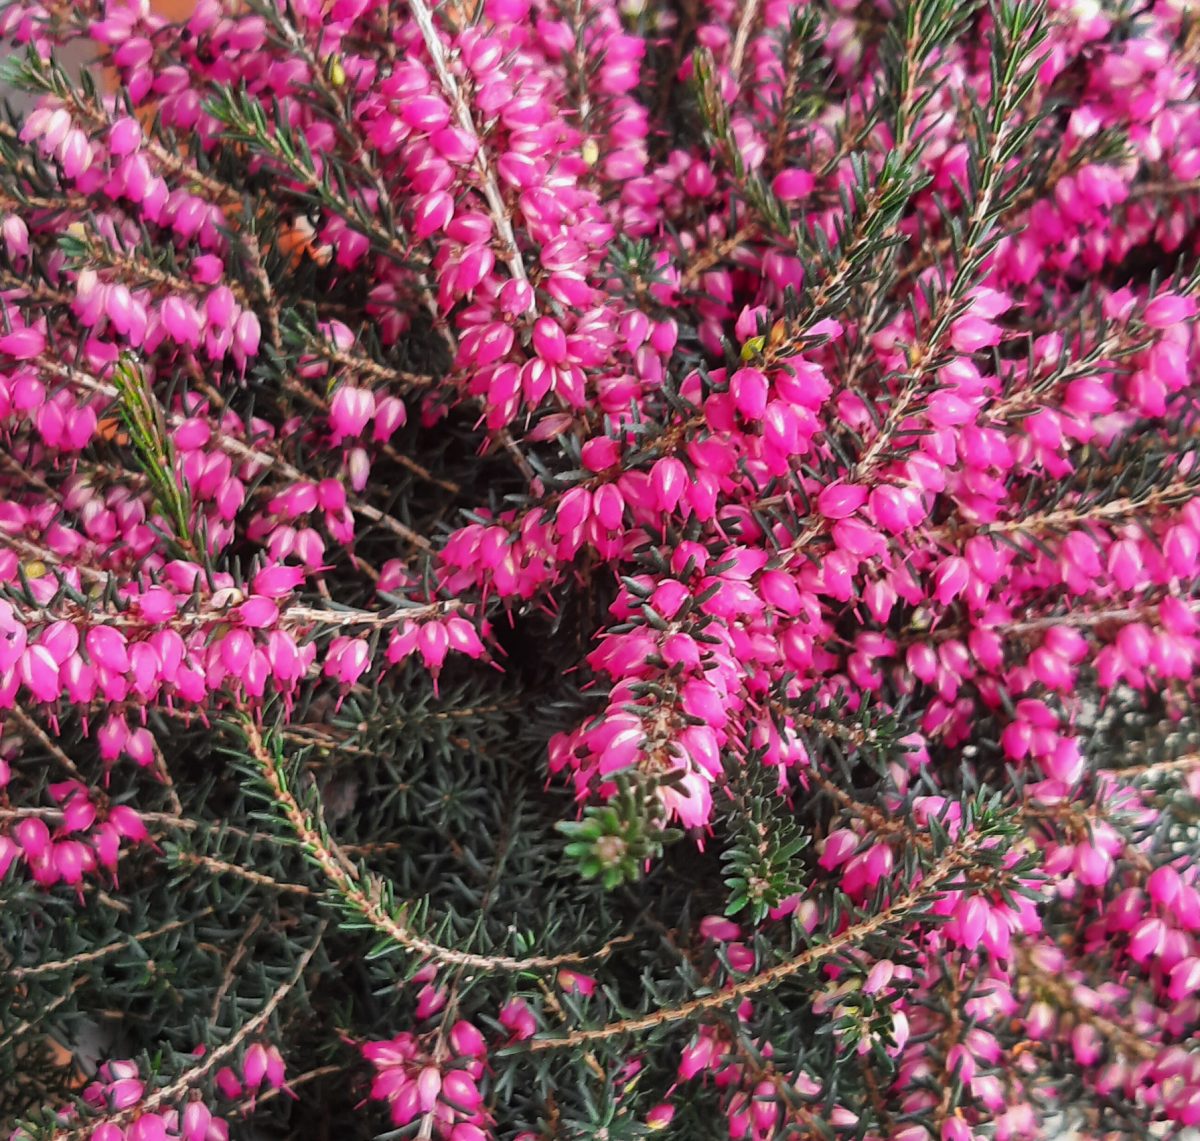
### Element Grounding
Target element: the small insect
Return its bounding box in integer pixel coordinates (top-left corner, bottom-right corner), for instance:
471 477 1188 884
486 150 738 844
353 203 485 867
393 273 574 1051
274 213 332 269
443 0 482 27
95 416 130 446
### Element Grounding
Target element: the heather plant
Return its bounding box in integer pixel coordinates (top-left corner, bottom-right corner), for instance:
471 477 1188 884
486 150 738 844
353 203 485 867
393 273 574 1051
0 0 1198 1137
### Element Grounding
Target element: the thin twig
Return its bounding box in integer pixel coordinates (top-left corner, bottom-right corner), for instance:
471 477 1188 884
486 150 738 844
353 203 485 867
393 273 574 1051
407 0 533 310
527 833 981 1050
54 921 328 1140
729 0 761 76
211 913 265 1021
1101 751 1200 781
0 980 87 1055
1014 943 1156 1063
8 703 86 782
1 567 458 632
8 912 211 980
175 851 315 900
244 718 629 974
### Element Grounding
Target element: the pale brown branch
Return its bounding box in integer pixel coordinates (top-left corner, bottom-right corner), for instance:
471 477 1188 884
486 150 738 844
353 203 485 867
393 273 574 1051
729 0 761 76
406 0 532 308
0 980 87 1055
55 921 327 1140
244 718 629 974
211 913 265 1022
8 912 210 980
1014 943 1156 1063
1102 751 1200 781
0 561 456 632
7 702 86 781
176 852 315 900
527 834 980 1050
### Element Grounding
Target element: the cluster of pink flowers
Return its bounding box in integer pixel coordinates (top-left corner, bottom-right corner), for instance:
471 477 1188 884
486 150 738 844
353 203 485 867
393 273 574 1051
361 1021 490 1140
0 772 149 895
0 0 1198 1133
9 1045 286 1141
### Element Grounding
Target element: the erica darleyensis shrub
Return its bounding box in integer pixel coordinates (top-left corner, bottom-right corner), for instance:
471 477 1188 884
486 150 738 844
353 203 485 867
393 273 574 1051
0 0 1199 1136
